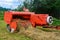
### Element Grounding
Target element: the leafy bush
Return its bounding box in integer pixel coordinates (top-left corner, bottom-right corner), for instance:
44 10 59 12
52 18 60 26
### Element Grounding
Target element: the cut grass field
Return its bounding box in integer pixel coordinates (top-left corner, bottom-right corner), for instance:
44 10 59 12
0 18 60 40
0 20 32 40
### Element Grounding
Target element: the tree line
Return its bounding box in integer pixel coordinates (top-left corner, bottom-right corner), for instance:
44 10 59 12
0 0 60 19
16 0 60 19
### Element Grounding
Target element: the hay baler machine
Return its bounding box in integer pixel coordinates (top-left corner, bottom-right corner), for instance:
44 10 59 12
4 11 53 33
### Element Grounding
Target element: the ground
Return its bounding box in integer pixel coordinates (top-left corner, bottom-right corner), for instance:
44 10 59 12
0 20 60 40
0 20 32 40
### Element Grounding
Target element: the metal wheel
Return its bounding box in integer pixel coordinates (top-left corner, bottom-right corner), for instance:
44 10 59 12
7 24 15 33
47 16 53 24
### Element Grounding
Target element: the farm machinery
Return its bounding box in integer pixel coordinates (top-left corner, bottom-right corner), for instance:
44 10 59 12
4 11 54 33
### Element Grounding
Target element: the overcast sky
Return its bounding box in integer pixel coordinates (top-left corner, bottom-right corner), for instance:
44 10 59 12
0 0 25 9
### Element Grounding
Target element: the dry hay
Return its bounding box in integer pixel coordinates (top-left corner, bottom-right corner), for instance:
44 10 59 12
17 20 60 40
23 27 60 40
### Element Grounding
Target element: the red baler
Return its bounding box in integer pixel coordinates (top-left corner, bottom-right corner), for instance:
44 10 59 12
4 11 53 33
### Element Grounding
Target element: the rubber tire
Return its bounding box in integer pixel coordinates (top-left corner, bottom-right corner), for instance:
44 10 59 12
7 24 11 32
7 24 15 33
47 16 53 24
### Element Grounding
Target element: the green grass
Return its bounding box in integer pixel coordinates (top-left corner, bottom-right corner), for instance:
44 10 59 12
52 18 60 26
0 20 32 40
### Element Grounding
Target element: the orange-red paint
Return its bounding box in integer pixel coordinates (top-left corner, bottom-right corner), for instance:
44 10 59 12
4 11 49 30
10 21 17 31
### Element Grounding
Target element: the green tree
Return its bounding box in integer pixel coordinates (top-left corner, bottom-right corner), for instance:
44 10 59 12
23 0 60 19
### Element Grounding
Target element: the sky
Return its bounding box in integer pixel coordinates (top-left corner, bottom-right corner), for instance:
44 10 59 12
0 0 25 9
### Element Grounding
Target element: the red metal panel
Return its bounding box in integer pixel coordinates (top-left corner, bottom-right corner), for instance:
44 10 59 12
4 11 49 27
30 14 49 26
4 11 12 24
36 14 49 24
10 11 35 15
10 21 17 31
